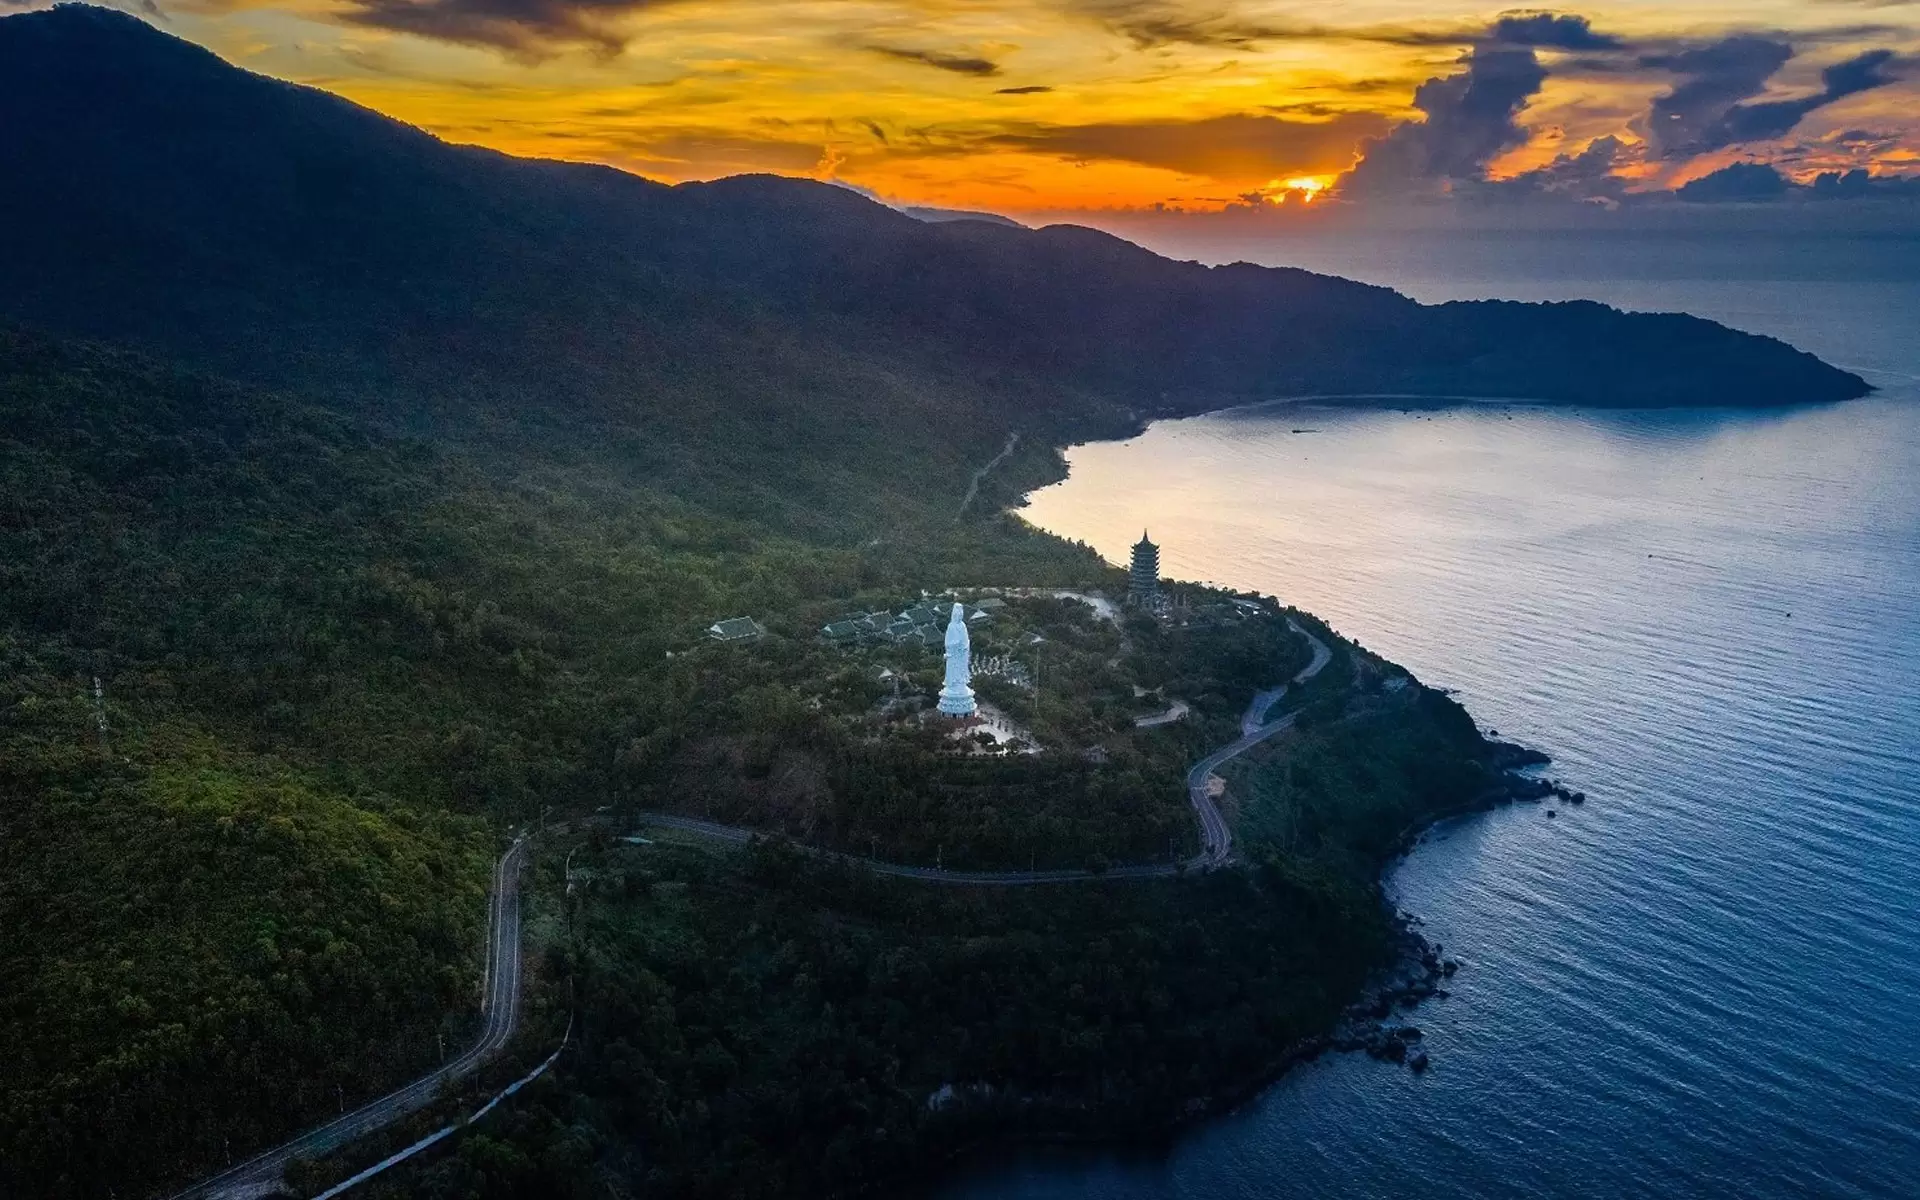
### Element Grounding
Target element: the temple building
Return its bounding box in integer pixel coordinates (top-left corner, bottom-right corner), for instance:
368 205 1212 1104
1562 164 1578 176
937 601 978 717
1128 531 1160 606
707 616 765 642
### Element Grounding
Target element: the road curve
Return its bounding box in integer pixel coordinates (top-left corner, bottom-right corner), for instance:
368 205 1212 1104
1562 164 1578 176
169 838 532 1200
1187 618 1333 868
643 618 1333 884
163 619 1331 1197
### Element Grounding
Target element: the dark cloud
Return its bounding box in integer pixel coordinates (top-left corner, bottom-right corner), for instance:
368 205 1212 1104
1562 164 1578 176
1674 161 1791 201
1667 161 1920 205
337 0 675 56
1707 50 1897 146
1339 45 1548 197
1493 133 1634 202
995 85 1055 94
1643 36 1792 156
1646 40 1902 158
1063 0 1294 50
1811 167 1874 197
1063 3 1626 53
864 43 1000 76
1829 127 1903 149
1060 0 1465 51
988 112 1388 179
1486 12 1619 50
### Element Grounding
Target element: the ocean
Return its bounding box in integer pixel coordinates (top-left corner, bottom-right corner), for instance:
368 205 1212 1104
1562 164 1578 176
939 232 1920 1200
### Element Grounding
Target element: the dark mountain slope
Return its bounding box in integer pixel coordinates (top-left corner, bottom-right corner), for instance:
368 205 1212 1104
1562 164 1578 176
0 6 1867 502
0 11 1876 1197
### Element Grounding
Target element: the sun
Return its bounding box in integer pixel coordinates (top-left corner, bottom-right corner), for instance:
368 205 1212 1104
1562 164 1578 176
1283 176 1328 201
1257 176 1332 205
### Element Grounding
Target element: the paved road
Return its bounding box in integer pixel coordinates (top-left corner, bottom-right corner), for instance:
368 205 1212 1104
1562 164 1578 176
1185 620 1334 867
170 838 531 1200
643 619 1334 883
957 431 1020 517
163 619 1332 1197
1134 698 1191 728
1242 687 1286 736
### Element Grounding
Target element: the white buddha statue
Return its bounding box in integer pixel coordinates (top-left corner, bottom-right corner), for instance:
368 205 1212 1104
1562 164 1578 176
937 602 977 717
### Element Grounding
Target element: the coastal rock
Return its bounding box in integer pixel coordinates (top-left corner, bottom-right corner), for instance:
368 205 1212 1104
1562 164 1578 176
1409 1050 1431 1073
1488 740 1552 769
1508 777 1553 802
1365 1035 1408 1063
1441 959 1459 977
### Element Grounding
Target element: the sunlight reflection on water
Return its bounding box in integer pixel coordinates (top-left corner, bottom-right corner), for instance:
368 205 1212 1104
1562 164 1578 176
941 266 1920 1200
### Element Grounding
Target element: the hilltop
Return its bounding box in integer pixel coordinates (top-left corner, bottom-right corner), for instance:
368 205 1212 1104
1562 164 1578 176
0 10 1868 520
0 7 1879 1199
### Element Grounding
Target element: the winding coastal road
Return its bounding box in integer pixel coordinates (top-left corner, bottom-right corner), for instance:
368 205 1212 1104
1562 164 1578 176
165 616 1331 1196
170 838 532 1200
645 618 1333 883
1183 619 1333 868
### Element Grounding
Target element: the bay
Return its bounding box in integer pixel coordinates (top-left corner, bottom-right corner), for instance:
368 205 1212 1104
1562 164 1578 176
941 234 1920 1200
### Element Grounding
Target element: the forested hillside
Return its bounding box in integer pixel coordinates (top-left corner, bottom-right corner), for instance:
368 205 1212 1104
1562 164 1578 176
0 7 1867 524
0 323 1102 1196
0 8 1878 1197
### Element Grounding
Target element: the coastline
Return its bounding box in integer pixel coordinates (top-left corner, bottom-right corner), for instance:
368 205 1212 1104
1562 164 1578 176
948 441 1584 1191
914 770 1556 1199
1149 389 1871 435
905 684 1568 1196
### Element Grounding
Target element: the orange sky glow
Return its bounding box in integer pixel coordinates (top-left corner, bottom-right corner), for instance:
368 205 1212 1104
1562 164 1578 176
104 0 1920 214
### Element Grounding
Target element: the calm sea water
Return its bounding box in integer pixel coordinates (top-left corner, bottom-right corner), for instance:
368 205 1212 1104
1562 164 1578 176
943 235 1920 1200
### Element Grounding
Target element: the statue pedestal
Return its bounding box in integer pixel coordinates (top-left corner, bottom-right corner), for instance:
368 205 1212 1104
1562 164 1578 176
938 682 977 717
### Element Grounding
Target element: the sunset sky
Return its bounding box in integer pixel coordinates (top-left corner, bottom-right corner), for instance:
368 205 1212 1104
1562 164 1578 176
50 0 1920 216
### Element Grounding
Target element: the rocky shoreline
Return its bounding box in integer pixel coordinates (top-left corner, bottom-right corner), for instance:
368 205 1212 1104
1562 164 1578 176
1317 738 1581 1079
1315 920 1455 1074
918 734 1583 1194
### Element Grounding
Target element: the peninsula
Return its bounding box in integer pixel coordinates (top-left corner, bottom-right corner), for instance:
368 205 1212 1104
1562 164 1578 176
0 8 1869 1199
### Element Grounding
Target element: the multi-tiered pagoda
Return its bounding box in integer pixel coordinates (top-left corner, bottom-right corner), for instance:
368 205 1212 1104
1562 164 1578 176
1128 531 1160 607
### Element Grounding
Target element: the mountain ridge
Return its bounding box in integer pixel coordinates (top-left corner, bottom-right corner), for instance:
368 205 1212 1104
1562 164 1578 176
0 9 1881 1197
0 4 1870 490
